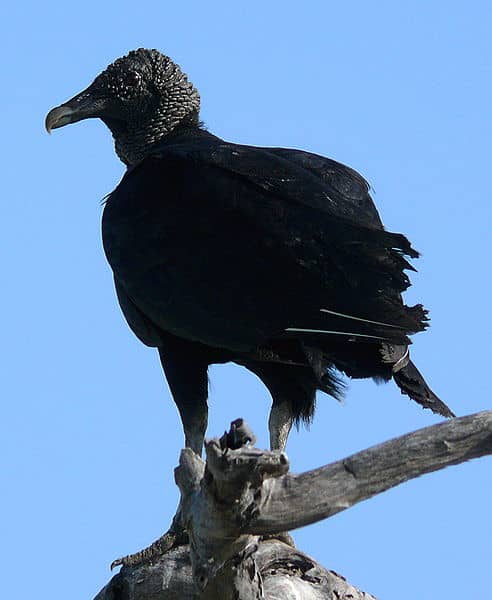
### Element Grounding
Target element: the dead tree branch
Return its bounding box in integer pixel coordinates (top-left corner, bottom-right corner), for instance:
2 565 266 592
93 411 492 599
248 410 492 534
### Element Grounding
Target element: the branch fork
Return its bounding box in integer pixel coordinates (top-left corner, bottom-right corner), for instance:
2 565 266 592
95 411 492 600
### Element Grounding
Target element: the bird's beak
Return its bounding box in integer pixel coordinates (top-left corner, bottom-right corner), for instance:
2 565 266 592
45 84 105 133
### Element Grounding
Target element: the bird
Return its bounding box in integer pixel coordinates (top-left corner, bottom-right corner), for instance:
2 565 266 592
46 48 454 458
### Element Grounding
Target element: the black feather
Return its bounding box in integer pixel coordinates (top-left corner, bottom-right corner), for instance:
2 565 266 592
47 49 454 453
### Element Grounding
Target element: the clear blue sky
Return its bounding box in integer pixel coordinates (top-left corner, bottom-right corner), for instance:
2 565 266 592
2 2 491 599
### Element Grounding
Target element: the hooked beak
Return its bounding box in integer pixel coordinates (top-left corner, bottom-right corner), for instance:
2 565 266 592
45 105 76 132
45 85 106 133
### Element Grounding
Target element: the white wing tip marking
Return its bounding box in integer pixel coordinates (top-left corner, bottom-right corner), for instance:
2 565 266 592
320 308 403 330
285 327 391 342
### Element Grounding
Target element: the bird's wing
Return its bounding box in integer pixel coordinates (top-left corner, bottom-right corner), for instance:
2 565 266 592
148 130 383 227
103 130 425 352
265 147 382 228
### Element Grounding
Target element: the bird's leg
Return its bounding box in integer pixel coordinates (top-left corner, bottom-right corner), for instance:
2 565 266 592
268 399 294 452
267 399 296 547
159 345 209 456
111 345 209 569
245 362 300 453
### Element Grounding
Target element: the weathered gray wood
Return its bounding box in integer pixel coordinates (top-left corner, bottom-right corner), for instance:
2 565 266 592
93 411 492 599
177 443 289 599
95 547 196 600
250 410 492 534
94 541 376 600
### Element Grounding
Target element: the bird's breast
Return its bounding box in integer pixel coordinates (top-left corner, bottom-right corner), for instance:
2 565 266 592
101 185 284 350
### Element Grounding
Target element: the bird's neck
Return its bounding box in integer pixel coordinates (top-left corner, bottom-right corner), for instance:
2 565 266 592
107 111 199 166
103 84 201 166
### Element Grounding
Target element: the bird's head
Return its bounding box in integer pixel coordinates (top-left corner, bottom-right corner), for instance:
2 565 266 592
45 49 200 165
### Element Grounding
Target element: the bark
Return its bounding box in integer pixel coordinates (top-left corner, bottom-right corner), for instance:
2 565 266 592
94 543 376 600
93 411 492 600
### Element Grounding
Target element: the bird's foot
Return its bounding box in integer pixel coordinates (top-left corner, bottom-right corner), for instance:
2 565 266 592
110 516 188 570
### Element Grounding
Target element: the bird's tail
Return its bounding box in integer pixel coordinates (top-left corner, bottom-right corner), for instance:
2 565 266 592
393 360 455 418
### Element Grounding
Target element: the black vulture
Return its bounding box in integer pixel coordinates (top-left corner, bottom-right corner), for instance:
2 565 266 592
46 48 453 456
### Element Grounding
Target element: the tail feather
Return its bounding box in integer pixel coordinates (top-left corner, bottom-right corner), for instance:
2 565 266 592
393 360 455 418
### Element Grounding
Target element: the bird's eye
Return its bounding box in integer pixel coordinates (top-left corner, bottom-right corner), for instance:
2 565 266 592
123 71 141 87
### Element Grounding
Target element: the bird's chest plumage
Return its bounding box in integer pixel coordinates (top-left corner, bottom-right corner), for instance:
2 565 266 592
103 184 188 285
102 174 259 295
101 165 289 349
103 182 217 314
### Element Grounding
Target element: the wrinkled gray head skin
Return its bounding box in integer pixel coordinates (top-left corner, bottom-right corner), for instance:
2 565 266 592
46 49 200 165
